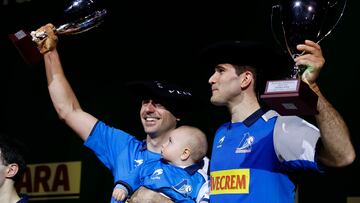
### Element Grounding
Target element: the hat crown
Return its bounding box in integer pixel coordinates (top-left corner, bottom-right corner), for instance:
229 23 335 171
126 80 201 117
199 40 290 79
151 81 192 97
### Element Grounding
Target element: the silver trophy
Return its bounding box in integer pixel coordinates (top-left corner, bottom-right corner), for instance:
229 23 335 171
9 0 107 65
261 0 347 115
274 0 347 78
31 0 107 41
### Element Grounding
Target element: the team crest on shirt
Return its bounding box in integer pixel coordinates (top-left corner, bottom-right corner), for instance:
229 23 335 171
172 179 192 196
216 136 225 148
150 169 163 180
235 132 254 153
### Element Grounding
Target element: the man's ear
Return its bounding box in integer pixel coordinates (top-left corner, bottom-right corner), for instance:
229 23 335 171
240 71 253 89
180 148 191 161
6 163 19 178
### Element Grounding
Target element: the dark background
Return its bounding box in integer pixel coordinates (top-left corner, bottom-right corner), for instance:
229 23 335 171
1 0 359 202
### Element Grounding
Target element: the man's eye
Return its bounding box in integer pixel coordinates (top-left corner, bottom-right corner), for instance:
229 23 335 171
155 103 164 108
216 67 225 73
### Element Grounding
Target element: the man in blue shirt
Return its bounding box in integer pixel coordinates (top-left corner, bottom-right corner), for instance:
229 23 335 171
33 23 209 203
201 40 355 202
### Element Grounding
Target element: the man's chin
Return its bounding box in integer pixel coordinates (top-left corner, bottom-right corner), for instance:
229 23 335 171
210 99 225 106
145 128 159 138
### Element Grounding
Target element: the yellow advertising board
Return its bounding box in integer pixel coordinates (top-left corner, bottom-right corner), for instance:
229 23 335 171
16 161 81 200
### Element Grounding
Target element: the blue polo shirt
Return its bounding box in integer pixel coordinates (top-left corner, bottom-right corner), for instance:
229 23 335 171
210 109 321 203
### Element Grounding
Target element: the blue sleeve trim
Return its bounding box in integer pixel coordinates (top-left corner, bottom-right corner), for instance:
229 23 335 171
88 120 101 138
114 180 134 196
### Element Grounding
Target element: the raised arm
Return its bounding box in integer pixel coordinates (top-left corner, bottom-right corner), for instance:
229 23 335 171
295 40 356 167
35 23 98 141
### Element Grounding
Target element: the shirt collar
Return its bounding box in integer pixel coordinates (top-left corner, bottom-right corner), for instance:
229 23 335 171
242 108 266 127
17 193 29 203
160 159 204 175
140 140 147 151
184 159 204 175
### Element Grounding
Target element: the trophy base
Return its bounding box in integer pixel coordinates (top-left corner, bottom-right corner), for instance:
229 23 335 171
8 29 43 65
260 79 318 116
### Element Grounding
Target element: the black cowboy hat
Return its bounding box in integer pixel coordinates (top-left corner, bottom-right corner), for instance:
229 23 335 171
198 40 292 96
198 40 291 80
126 80 204 118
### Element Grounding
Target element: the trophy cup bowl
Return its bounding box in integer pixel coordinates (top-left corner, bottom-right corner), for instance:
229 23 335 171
260 0 347 115
31 0 107 40
8 0 107 65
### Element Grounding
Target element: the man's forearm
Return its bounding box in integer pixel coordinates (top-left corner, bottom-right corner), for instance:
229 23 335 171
312 83 355 167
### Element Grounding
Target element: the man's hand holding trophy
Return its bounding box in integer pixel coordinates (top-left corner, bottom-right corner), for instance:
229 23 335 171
31 24 58 54
260 0 347 115
9 0 107 63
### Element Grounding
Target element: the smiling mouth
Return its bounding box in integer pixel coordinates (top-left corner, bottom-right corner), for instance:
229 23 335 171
144 117 159 121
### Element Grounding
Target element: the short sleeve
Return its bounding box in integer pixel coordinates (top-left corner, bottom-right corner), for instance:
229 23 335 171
273 116 321 171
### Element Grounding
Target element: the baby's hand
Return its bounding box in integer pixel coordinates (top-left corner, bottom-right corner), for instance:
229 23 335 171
112 187 127 202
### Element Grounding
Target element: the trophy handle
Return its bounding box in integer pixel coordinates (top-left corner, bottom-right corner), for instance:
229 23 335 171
271 4 288 57
271 4 300 78
271 4 295 59
316 0 347 44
